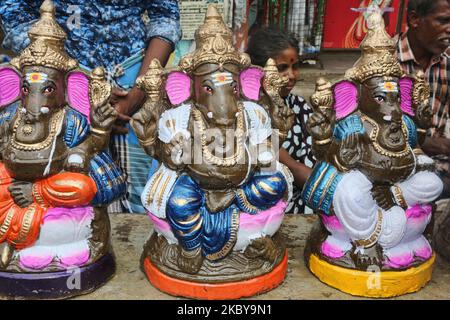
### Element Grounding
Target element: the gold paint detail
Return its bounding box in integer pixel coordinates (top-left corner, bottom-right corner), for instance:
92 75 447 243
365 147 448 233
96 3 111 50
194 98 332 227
262 58 292 137
412 71 431 110
344 9 404 83
53 179 86 190
258 181 277 195
392 185 408 209
32 183 47 207
309 254 435 298
315 138 332 146
46 188 77 199
89 67 112 108
236 189 259 213
15 206 35 244
90 127 109 136
11 108 65 151
307 166 329 204
192 103 245 167
136 59 165 103
254 110 267 124
416 128 427 134
311 78 334 110
206 206 240 261
146 171 164 205
251 184 261 198
333 154 350 172
361 115 411 158
178 5 250 74
178 212 201 225
157 176 171 209
353 209 383 248
22 124 33 135
317 171 338 208
179 217 203 236
11 0 78 72
0 208 16 239
413 148 425 156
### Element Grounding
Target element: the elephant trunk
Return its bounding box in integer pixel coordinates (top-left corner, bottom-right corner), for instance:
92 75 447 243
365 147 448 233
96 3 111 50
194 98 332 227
206 96 239 129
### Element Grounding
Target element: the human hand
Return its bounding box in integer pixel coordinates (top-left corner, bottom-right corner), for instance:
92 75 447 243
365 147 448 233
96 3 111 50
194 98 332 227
110 87 145 135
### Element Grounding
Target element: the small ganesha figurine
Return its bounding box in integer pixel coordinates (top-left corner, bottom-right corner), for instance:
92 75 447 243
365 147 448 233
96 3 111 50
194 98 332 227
0 0 126 299
131 6 294 299
302 7 443 298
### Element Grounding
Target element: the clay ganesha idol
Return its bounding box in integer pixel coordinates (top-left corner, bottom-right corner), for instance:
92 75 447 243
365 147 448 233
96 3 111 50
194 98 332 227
302 8 443 298
0 1 125 298
131 6 295 299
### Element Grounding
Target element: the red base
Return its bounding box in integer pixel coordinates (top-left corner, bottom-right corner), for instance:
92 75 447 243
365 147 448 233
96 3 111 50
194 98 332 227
143 251 288 300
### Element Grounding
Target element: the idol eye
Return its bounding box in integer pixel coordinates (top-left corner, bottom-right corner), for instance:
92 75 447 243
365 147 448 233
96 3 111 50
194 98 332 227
22 86 29 94
203 85 213 94
231 83 238 94
43 86 55 94
374 96 385 103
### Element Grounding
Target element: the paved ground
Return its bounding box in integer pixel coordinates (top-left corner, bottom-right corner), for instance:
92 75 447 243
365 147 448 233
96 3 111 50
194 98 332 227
76 213 450 300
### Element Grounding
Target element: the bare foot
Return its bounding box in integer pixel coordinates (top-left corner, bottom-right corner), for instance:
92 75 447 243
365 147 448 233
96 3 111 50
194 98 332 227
177 247 204 274
351 244 383 270
8 181 33 208
244 237 277 263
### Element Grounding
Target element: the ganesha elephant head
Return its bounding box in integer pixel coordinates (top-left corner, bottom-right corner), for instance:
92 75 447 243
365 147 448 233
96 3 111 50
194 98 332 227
0 65 91 145
165 63 264 129
302 8 442 297
0 0 114 181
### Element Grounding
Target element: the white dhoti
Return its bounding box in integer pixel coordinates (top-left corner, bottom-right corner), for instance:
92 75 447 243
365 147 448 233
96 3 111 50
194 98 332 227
333 168 443 249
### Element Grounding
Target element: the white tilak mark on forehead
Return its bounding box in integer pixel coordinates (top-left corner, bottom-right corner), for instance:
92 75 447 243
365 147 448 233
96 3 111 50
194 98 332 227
25 72 48 84
378 82 398 93
211 72 233 87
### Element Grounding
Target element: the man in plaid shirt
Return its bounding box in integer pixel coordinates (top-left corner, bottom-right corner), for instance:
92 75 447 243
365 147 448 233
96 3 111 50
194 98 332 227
396 0 450 260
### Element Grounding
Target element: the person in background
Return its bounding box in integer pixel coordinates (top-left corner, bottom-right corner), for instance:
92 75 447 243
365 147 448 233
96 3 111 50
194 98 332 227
0 0 182 214
396 0 450 260
246 27 314 214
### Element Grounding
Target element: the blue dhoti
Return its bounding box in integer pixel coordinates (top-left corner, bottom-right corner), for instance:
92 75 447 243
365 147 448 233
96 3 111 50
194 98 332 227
166 171 287 260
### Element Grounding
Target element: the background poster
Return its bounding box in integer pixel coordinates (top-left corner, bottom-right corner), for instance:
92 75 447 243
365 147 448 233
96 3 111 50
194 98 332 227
322 0 408 49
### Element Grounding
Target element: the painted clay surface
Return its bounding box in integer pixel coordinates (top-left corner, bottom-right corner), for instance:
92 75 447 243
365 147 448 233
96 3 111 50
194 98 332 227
302 6 442 298
0 0 125 299
131 5 295 299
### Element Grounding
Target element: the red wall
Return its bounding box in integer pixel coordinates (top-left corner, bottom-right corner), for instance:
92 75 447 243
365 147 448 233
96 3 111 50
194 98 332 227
322 0 409 49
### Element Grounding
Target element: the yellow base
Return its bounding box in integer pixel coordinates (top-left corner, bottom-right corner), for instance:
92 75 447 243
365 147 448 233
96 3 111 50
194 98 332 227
308 254 436 298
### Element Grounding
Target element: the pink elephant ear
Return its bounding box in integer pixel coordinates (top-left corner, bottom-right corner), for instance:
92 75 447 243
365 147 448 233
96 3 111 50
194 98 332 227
399 77 414 116
165 71 191 105
0 66 21 108
240 67 264 101
66 71 91 120
333 80 358 120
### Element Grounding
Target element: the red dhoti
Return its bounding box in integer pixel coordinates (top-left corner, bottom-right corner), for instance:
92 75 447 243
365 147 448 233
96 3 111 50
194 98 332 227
0 163 97 250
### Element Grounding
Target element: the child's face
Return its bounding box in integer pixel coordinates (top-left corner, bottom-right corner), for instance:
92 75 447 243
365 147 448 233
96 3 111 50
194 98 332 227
273 46 300 98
